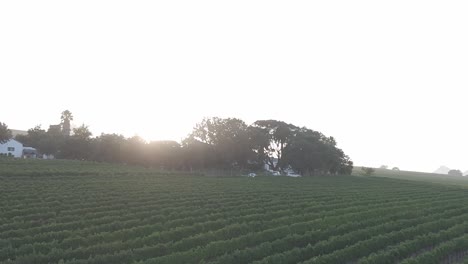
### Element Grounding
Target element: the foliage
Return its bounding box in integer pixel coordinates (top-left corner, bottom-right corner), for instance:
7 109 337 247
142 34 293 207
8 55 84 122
448 169 463 177
185 117 252 170
361 166 375 176
0 122 12 144
60 110 74 123
282 128 352 175
11 113 353 175
251 120 298 171
392 167 400 171
61 110 73 136
91 133 127 163
147 140 181 169
60 125 93 160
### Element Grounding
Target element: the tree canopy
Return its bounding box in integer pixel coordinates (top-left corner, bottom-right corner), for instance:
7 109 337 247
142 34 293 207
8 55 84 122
0 122 12 144
283 128 353 175
11 113 354 175
185 117 253 169
448 169 463 177
61 110 74 124
251 120 299 171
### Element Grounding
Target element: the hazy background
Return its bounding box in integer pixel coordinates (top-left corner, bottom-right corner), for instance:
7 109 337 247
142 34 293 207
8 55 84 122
1 1 467 172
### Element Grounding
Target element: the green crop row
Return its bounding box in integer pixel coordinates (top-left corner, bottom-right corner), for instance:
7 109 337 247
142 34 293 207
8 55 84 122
2 159 468 263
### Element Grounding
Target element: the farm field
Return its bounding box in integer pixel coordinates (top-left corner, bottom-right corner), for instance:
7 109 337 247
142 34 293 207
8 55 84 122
1 159 468 263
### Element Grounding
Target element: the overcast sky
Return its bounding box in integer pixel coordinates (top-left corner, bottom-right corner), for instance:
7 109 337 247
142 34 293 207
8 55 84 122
1 1 467 173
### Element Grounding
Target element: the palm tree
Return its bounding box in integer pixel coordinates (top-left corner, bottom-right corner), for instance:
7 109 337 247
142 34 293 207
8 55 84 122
61 110 73 136
61 110 74 124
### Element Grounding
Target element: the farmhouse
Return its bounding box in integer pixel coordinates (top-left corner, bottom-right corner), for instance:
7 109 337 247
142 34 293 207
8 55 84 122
0 139 38 158
0 139 24 157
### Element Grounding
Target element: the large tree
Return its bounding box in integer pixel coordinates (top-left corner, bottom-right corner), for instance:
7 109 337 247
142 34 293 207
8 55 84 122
15 125 45 149
60 125 93 160
251 120 299 171
186 117 252 169
282 128 325 175
246 126 270 169
42 125 66 155
282 128 353 175
92 133 126 163
147 140 181 169
181 137 217 170
123 136 147 166
0 122 12 144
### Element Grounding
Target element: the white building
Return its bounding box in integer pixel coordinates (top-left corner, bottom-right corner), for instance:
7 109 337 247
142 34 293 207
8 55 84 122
0 139 38 158
0 139 24 158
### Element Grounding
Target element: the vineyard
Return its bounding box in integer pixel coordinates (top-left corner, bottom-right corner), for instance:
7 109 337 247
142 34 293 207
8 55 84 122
1 159 468 264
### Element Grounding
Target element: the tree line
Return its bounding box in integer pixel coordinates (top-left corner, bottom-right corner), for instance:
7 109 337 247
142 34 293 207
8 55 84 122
0 112 353 175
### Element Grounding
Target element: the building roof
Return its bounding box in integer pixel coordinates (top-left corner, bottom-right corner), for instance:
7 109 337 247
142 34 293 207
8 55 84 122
22 147 37 154
23 147 36 150
0 139 23 146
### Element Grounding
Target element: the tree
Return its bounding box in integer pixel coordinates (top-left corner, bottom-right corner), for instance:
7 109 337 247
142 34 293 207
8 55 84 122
123 136 147 166
361 167 375 176
60 125 93 160
15 125 46 150
282 128 353 175
61 110 74 123
282 129 324 175
14 125 62 156
181 137 217 170
338 155 354 175
392 167 400 171
251 120 299 171
92 133 126 163
61 110 73 136
72 124 92 139
0 122 12 144
246 126 270 169
147 140 181 169
448 169 463 177
40 125 66 156
186 117 252 169
380 165 388 169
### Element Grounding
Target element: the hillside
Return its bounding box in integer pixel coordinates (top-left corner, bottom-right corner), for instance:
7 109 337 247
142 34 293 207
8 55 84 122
353 167 468 187
1 159 468 263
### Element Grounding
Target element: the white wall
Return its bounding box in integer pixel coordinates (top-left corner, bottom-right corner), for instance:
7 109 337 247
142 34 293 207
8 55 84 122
42 154 55 160
0 139 24 158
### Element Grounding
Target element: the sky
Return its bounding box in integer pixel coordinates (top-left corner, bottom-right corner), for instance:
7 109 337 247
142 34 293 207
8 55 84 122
1 1 467 173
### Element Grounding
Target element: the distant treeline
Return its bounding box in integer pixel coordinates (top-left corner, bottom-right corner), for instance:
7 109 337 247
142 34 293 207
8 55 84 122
1 115 353 175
